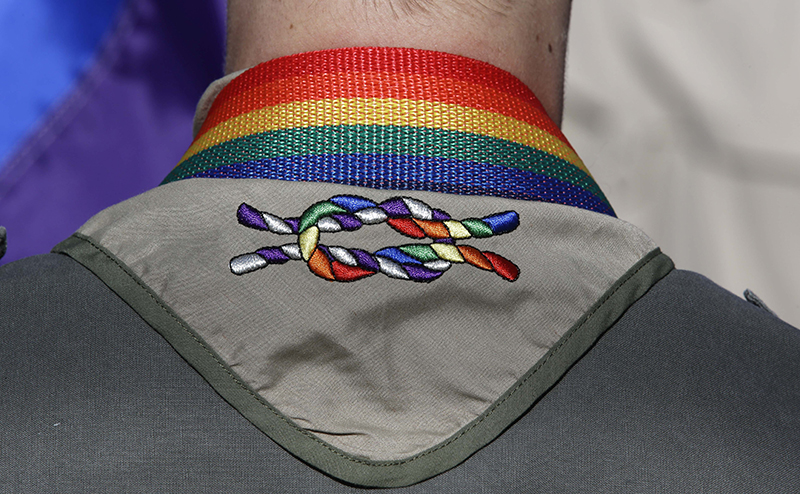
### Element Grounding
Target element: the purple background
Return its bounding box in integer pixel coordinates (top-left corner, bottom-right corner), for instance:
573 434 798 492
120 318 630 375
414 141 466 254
0 0 226 264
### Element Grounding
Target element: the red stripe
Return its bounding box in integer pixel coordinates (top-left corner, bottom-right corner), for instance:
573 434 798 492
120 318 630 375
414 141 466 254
221 48 541 106
483 251 520 281
331 261 375 282
387 218 426 239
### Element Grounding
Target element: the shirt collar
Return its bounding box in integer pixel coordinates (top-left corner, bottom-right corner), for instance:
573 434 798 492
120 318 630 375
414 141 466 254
163 47 614 217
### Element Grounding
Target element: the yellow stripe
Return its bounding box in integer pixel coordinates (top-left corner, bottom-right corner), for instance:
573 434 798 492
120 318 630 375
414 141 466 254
299 226 319 261
444 221 472 239
431 244 465 263
181 98 587 174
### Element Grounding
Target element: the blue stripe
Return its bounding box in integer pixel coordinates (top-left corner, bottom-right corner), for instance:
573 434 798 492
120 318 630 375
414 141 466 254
375 248 423 265
188 153 616 216
330 195 377 212
481 211 520 234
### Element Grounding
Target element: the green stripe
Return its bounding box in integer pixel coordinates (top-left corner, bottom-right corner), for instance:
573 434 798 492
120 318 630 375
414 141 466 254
164 125 604 199
298 201 346 233
461 219 493 238
399 244 439 262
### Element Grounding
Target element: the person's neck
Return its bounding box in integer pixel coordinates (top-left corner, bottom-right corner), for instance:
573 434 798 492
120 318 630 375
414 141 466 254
225 0 572 126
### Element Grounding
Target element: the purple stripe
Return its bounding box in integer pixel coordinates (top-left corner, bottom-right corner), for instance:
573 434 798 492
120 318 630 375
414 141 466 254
404 264 445 282
332 214 362 231
349 248 380 272
237 203 268 230
284 218 300 233
379 198 410 217
256 247 290 264
432 209 450 221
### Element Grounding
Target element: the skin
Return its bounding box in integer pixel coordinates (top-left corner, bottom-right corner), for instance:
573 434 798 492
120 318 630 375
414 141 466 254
226 0 573 125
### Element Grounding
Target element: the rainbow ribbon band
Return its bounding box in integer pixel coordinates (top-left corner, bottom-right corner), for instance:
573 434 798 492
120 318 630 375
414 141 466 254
230 195 521 282
165 47 614 216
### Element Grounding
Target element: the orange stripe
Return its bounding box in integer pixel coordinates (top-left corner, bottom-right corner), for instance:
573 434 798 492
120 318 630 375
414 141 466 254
198 71 568 146
308 249 335 280
412 219 451 239
457 246 493 270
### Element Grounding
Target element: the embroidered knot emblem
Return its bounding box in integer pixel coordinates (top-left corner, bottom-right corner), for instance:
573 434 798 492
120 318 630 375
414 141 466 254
230 195 520 282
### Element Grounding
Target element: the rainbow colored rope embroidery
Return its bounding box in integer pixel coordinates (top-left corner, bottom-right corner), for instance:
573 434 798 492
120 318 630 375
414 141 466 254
231 195 520 282
164 47 614 217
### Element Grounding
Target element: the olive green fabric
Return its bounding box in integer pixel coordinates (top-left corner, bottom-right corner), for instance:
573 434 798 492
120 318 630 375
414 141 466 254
54 234 672 487
64 179 659 462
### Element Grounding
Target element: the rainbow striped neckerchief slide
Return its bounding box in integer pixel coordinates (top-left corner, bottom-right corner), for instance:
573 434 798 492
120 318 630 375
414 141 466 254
163 47 614 217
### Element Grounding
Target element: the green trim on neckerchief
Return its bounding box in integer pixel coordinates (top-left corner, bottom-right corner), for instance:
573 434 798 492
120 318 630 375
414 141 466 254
54 233 672 488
